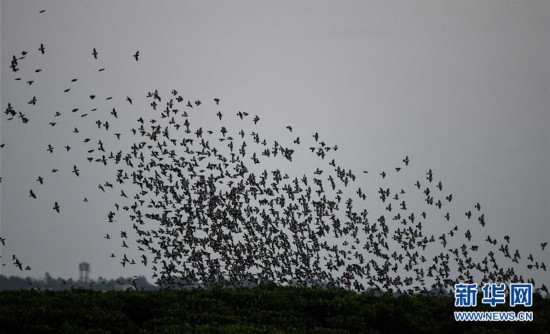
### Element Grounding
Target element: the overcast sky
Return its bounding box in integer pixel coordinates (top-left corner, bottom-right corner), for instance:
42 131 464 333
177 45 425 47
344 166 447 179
1 0 549 288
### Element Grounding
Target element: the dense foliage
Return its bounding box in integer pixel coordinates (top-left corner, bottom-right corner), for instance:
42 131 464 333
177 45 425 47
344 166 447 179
0 285 548 333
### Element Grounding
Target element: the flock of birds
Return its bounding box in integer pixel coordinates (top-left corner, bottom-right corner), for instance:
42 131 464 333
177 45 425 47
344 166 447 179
1 8 548 295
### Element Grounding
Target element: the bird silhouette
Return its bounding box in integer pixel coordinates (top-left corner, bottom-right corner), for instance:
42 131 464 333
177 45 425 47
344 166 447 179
53 201 60 213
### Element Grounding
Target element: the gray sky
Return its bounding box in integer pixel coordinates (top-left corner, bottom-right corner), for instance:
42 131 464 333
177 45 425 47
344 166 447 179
1 0 549 288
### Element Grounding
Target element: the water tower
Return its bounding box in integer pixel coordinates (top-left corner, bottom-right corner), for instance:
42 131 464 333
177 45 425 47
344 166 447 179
79 262 90 282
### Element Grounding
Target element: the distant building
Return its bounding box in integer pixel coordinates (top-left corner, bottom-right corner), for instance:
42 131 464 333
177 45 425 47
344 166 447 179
79 262 90 282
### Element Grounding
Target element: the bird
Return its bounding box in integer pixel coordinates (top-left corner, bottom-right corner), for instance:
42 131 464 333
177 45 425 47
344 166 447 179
133 50 140 61
38 43 45 54
29 189 37 199
9 59 18 72
53 202 60 213
92 48 98 59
